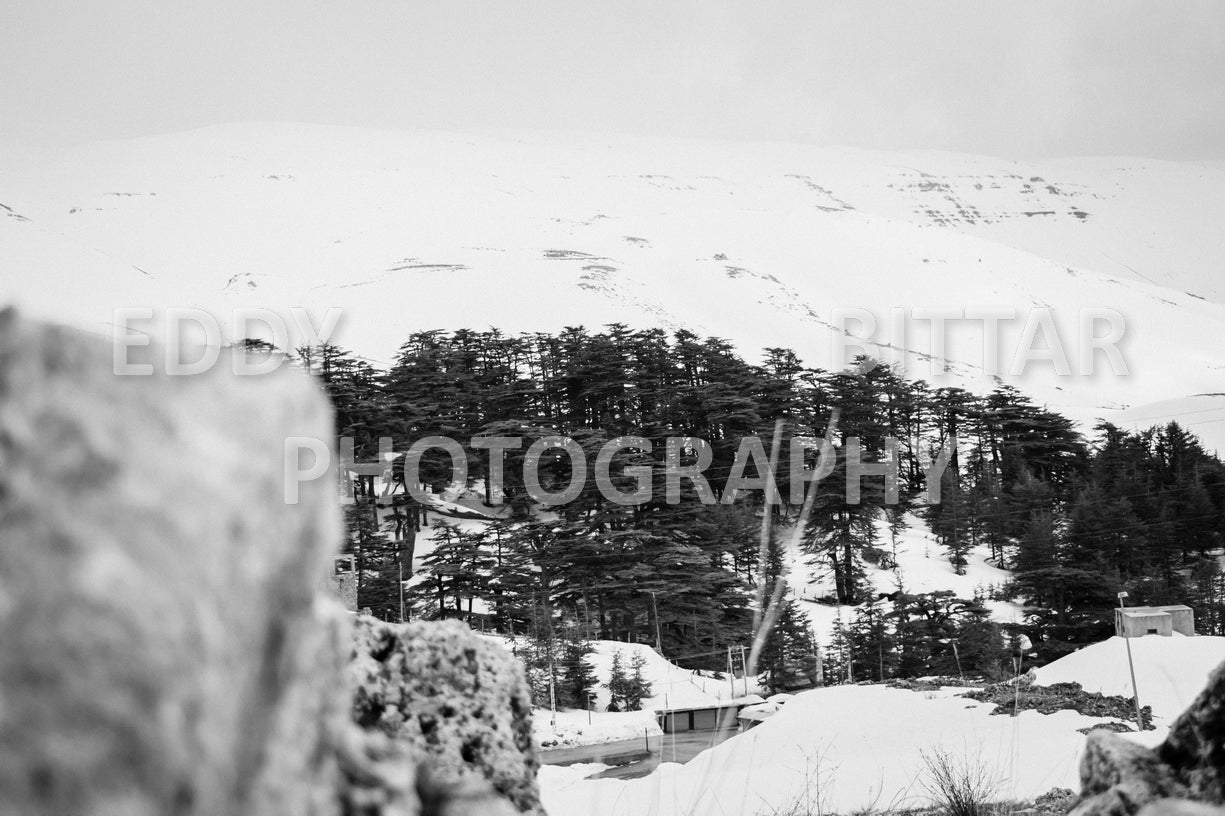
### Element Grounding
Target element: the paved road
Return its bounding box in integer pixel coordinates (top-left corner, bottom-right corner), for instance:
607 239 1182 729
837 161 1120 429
539 728 739 780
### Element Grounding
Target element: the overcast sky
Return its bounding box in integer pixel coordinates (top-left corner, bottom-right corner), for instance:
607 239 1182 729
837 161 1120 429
3 1 1223 159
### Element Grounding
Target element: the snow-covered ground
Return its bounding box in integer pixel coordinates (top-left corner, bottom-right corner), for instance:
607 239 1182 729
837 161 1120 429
540 633 1225 814
792 512 1024 646
540 682 1112 815
1033 634 1225 724
534 709 661 750
536 764 611 797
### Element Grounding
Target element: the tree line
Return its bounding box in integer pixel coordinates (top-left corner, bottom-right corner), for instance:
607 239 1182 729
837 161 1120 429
289 325 1225 693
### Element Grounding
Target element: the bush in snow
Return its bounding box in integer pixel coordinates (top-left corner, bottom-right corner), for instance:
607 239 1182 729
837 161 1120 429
920 745 1004 816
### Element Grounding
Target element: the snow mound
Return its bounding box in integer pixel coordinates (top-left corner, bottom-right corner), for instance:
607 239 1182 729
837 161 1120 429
533 709 660 750
495 637 758 748
578 639 758 712
1033 635 1225 720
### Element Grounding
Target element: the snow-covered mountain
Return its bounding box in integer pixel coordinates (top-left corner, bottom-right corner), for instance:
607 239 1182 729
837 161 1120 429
4 123 1225 446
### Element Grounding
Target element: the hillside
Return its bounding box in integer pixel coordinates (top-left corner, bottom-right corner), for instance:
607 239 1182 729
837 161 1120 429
4 124 1225 448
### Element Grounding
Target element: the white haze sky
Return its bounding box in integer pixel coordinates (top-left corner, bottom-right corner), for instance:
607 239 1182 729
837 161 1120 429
3 1 1223 159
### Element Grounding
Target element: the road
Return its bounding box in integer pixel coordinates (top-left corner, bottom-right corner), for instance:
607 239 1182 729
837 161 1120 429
539 728 739 780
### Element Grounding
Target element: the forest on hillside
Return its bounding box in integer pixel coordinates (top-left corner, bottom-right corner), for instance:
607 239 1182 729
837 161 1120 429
284 326 1225 695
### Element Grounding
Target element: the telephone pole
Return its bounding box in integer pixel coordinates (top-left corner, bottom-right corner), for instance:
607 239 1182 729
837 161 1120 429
398 559 405 622
1118 592 1144 730
651 591 663 656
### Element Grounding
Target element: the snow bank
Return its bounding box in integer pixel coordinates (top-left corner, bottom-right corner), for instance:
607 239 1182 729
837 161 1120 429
533 709 661 749
1033 635 1225 721
582 639 760 712
525 639 761 747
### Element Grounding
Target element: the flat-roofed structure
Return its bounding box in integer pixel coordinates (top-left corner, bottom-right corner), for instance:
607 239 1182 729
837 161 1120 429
1115 604 1194 638
658 694 765 733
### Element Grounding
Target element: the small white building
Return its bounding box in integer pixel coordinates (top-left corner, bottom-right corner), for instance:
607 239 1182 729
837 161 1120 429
1114 605 1194 638
658 694 765 733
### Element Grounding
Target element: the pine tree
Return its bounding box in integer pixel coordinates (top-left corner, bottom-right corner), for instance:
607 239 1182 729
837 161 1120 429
757 526 819 692
560 639 599 710
625 651 653 711
824 615 855 684
849 597 897 681
606 650 631 712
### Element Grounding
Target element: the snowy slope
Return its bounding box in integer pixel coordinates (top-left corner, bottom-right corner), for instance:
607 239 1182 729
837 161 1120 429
1033 634 1225 721
529 638 760 749
582 639 759 712
791 513 1024 648
4 124 1225 432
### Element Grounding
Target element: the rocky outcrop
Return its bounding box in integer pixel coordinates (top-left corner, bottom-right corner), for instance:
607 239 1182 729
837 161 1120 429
0 310 531 816
350 618 541 816
1069 661 1225 816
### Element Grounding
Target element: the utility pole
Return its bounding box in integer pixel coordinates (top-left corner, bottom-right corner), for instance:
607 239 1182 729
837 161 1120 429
651 591 663 655
727 646 736 698
1119 592 1145 730
398 559 405 623
548 655 558 728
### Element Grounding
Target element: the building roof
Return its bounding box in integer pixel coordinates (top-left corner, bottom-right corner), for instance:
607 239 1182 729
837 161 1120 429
1117 605 1192 617
656 694 765 714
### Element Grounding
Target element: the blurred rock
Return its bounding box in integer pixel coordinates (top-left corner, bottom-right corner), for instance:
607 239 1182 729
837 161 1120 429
0 308 345 815
1138 801 1225 816
0 310 536 816
350 618 542 816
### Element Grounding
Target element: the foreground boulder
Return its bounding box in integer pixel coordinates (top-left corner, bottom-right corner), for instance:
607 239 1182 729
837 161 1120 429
0 309 346 815
0 310 530 816
1070 660 1225 816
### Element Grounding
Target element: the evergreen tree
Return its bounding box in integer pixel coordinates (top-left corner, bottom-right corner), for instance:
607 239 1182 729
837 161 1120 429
606 650 631 712
560 639 599 710
849 597 897 681
625 651 653 711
